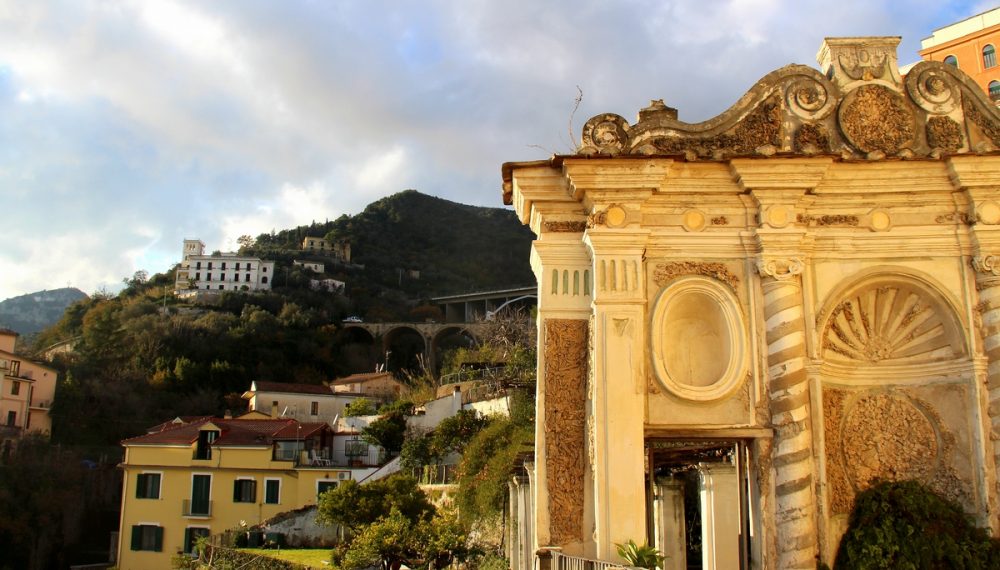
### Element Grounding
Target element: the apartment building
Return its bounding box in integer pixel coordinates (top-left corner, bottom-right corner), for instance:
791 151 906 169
174 239 275 293
920 7 1000 101
116 414 379 570
0 329 56 454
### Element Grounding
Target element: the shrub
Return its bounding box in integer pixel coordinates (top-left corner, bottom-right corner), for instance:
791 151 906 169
834 480 1000 569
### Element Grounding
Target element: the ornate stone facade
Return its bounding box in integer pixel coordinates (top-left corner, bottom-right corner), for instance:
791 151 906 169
503 37 1000 569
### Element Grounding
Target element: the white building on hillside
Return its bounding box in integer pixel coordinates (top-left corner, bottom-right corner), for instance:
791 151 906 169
174 239 275 293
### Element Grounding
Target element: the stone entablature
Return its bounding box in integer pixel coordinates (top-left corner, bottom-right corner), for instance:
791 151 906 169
503 37 1000 569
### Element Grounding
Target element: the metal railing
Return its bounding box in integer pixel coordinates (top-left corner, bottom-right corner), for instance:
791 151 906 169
537 549 643 570
182 499 212 517
411 464 458 485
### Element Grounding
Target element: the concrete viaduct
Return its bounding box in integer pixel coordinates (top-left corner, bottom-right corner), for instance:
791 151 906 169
341 286 537 375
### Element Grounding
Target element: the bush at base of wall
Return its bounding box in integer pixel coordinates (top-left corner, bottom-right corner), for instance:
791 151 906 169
834 480 1000 569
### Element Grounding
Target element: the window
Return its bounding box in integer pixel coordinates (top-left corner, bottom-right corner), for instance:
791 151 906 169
218 285 224 290
130 524 163 552
195 272 200 280
985 45 996 68
233 478 256 503
991 81 1000 101
208 262 213 269
188 474 212 516
195 430 218 460
136 473 161 499
247 264 254 270
184 527 210 555
245 273 250 282
234 274 240 282
944 55 959 68
311 401 319 416
263 267 268 272
10 381 19 395
206 273 212 281
6 411 15 427
265 479 281 504
261 276 268 284
196 261 201 269
221 262 226 270
317 480 338 498
235 263 240 270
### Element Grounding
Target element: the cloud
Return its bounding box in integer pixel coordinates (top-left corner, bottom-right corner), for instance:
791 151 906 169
0 0 988 300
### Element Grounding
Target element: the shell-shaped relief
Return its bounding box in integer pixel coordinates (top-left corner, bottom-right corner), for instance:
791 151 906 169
823 285 963 364
650 276 748 401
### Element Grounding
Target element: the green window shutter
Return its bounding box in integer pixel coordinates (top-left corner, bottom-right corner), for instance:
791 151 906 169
151 474 160 499
184 528 191 553
136 474 146 498
249 480 257 502
130 525 141 550
233 480 240 502
154 526 164 552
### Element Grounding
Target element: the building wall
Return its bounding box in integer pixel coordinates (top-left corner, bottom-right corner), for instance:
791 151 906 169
0 348 56 438
118 443 356 570
247 391 361 425
920 8 1000 100
507 37 1000 568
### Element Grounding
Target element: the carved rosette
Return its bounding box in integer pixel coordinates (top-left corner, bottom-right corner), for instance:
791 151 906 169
755 257 804 282
926 116 964 151
543 319 588 545
838 85 916 155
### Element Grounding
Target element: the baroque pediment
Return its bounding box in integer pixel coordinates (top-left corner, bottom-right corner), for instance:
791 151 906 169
577 37 1000 160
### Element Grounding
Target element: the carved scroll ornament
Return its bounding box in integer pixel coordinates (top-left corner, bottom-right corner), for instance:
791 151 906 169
653 261 739 292
755 257 804 281
972 255 1000 277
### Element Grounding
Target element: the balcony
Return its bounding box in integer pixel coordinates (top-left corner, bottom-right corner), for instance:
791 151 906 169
182 500 212 517
29 400 51 410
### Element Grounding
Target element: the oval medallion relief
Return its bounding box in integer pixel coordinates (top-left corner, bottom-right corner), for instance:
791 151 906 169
651 277 748 401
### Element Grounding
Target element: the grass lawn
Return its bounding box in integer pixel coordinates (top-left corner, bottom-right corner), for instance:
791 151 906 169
241 548 333 568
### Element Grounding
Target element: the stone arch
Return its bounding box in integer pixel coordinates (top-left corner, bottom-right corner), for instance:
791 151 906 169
383 325 428 373
334 325 378 374
816 268 969 365
430 326 479 376
815 267 977 548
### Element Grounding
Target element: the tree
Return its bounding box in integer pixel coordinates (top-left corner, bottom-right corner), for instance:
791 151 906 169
362 407 412 454
344 397 376 417
317 474 433 533
236 235 256 250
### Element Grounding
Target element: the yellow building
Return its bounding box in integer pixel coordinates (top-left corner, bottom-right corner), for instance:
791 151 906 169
0 329 57 454
117 415 359 570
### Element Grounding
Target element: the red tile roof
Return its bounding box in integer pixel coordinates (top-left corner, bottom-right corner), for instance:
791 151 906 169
329 372 399 386
250 381 334 395
123 417 332 447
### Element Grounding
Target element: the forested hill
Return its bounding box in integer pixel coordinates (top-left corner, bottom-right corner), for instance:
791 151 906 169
0 287 89 336
252 190 535 297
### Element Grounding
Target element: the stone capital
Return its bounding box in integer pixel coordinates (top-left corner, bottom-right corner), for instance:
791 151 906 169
972 255 1000 278
755 256 805 282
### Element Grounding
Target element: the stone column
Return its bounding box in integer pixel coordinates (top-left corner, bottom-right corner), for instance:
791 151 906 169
757 257 817 569
699 463 741 570
972 256 1000 513
654 478 686 570
585 232 649 561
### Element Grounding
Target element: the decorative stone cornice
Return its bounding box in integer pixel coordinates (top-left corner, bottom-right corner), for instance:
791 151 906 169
574 38 1000 161
755 257 805 281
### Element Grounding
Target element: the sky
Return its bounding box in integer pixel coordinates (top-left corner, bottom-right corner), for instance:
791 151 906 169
0 0 994 301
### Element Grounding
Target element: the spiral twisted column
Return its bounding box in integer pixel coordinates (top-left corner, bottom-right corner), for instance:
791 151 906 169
757 257 817 569
973 256 1000 486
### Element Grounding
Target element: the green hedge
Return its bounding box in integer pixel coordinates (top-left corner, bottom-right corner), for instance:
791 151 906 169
834 480 1000 569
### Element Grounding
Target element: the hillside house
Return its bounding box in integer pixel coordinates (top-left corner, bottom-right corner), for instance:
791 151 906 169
174 239 275 294
330 372 404 400
116 415 377 570
0 329 56 453
242 381 365 424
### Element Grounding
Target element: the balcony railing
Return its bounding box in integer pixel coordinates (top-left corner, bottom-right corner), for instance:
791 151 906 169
29 400 51 410
537 549 643 570
182 499 213 517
